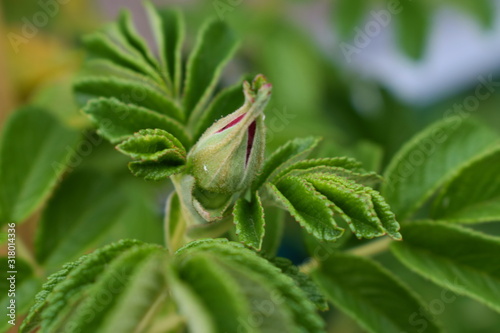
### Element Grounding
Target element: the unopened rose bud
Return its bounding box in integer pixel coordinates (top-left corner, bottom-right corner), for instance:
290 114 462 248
187 74 272 194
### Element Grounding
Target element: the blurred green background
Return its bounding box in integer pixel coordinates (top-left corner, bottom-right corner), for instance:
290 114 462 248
1 0 499 332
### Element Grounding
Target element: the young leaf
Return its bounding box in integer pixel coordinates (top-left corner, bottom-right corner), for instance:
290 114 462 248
116 128 186 161
391 221 500 313
252 136 322 191
117 10 160 75
0 106 81 225
74 77 183 121
83 31 163 85
82 97 191 147
382 117 499 221
145 4 184 95
128 161 185 181
431 146 500 223
268 177 344 241
233 191 265 250
183 19 239 119
312 252 442 333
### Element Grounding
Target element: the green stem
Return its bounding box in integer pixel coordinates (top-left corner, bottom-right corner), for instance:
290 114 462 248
299 237 393 274
17 235 44 278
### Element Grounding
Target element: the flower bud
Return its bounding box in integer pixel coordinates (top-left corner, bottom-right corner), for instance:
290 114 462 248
187 74 271 194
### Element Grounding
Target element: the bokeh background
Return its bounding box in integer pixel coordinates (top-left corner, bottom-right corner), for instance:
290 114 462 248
1 0 500 332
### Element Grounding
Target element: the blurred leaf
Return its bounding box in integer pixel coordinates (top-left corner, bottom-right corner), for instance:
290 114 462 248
176 239 325 332
391 222 500 314
35 170 127 271
0 258 41 331
233 191 265 250
271 257 328 311
396 0 430 60
382 117 499 221
334 0 370 40
312 252 441 333
431 146 500 223
183 19 239 119
449 0 495 28
0 107 80 225
82 97 190 147
253 136 321 191
77 252 167 333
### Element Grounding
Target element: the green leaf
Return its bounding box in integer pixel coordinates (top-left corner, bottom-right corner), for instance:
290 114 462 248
431 146 500 223
306 175 401 240
334 0 370 40
192 79 245 140
35 170 126 271
268 177 344 241
117 10 160 74
50 245 161 333
0 258 41 331
83 30 163 86
21 240 144 333
0 106 81 225
165 192 186 252
116 128 186 161
271 257 328 311
167 269 217 333
128 160 185 181
82 97 191 147
97 253 168 332
391 221 500 313
175 255 252 333
145 4 185 96
382 117 499 221
74 77 183 121
233 191 265 250
396 0 430 60
176 239 325 332
253 136 322 191
183 19 239 119
312 252 442 333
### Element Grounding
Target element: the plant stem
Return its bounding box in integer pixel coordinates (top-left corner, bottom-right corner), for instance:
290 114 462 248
17 235 44 278
299 237 393 274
